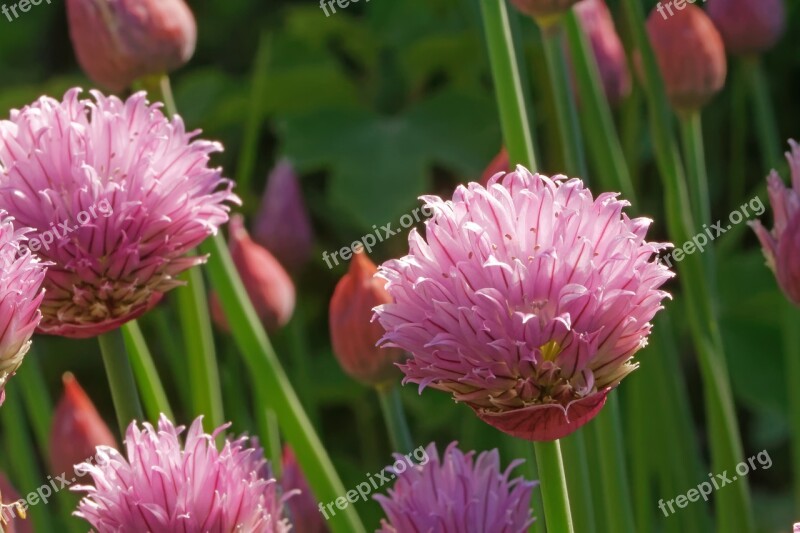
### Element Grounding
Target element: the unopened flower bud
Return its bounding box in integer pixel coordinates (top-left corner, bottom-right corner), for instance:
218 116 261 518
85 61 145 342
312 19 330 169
211 215 296 332
707 0 786 56
66 0 197 91
329 250 405 386
49 373 117 480
253 160 315 274
282 447 329 533
574 0 631 105
646 5 727 112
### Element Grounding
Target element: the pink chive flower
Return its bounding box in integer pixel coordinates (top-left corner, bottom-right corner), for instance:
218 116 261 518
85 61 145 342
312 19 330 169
73 415 293 533
0 89 238 338
573 0 632 105
0 212 46 406
375 442 536 532
751 140 800 306
375 168 673 441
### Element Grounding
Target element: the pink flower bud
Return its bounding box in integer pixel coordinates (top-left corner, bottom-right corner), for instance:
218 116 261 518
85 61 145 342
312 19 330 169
329 250 405 386
574 0 631 105
66 0 197 91
49 373 117 481
707 0 786 56
253 160 315 274
211 215 296 332
646 5 727 112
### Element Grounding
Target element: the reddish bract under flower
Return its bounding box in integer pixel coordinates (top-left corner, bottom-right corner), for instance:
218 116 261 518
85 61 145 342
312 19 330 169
330 250 406 387
376 168 672 441
752 141 800 306
73 415 292 532
480 148 511 187
646 5 727 112
66 0 197 92
49 373 117 480
375 442 536 532
0 89 238 339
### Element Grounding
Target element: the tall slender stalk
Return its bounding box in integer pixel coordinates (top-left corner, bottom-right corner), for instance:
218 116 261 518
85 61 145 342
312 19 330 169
14 349 52 456
743 57 781 170
479 0 537 168
540 17 588 178
620 1 754 530
377 384 414 453
534 440 575 533
564 11 634 200
98 329 144 434
200 233 365 533
592 394 636 533
679 111 711 226
121 321 174 421
783 300 800 514
559 431 596 533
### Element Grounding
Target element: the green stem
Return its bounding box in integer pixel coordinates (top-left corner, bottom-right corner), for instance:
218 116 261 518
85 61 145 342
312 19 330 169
559 430 596 533
253 398 283 479
593 394 636 533
540 17 588 178
783 299 800 514
479 0 537 169
564 11 635 201
743 57 782 170
121 320 174 421
200 233 365 533
679 111 711 226
14 349 52 457
626 369 655 533
0 382 56 532
728 64 748 211
620 2 754 531
98 329 144 434
534 440 575 533
509 438 546 533
177 265 225 430
236 32 271 194
376 384 414 453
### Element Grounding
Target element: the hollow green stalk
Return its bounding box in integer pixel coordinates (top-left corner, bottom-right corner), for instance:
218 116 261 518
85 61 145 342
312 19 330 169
742 57 781 170
539 16 588 179
592 394 636 533
479 0 537 168
376 384 414 453
98 329 144 434
121 321 174 421
679 111 711 226
534 440 575 533
559 430 596 533
14 348 52 455
783 299 800 514
620 1 754 530
200 233 365 533
564 11 635 201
